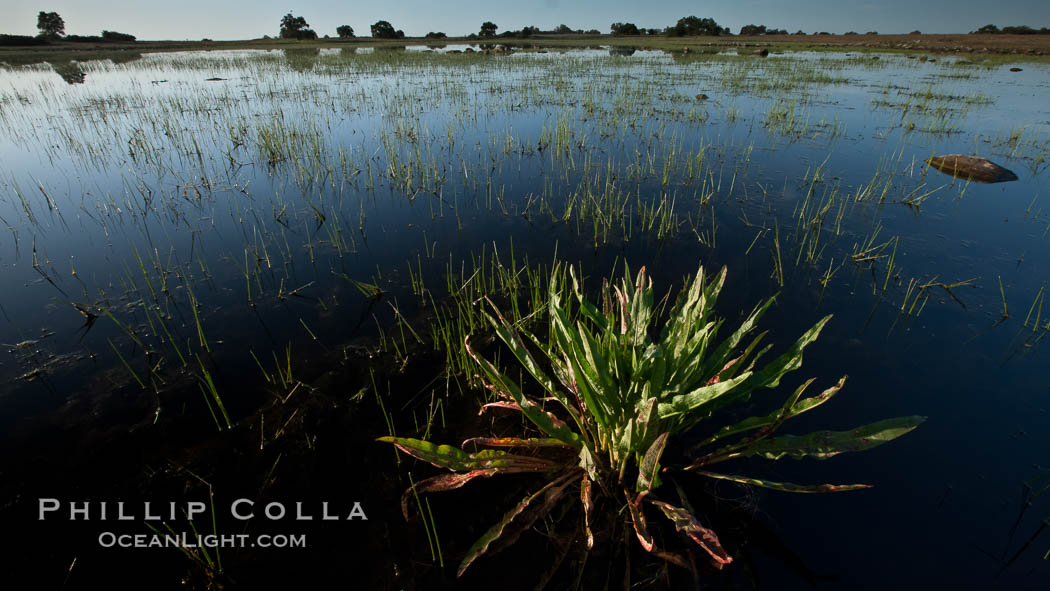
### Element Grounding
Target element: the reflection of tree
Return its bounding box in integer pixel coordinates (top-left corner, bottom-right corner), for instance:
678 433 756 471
339 47 357 57
608 46 637 57
50 61 86 85
667 49 719 64
107 52 143 65
283 47 320 72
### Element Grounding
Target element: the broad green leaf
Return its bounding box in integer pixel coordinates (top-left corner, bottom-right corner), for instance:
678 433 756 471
690 376 847 452
633 396 660 447
461 437 574 449
746 314 832 391
649 499 732 567
716 330 769 382
732 415 926 461
700 296 775 381
692 470 872 493
657 372 753 419
691 378 819 463
614 418 634 464
576 324 619 405
636 432 669 493
466 339 583 448
578 442 599 482
549 300 612 428
378 437 558 472
691 315 832 421
482 299 580 424
570 265 610 332
519 329 575 399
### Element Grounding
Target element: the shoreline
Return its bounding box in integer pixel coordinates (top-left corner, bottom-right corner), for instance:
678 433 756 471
2 33 1049 66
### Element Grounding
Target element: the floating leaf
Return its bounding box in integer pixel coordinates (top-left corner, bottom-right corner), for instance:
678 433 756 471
731 415 926 461
692 376 847 452
461 437 574 450
692 470 872 493
400 470 499 519
378 437 557 472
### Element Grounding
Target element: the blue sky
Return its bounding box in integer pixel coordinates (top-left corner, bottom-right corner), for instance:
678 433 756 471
8 0 1049 40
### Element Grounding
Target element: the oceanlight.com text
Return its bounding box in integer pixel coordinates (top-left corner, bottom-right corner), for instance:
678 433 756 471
98 532 307 549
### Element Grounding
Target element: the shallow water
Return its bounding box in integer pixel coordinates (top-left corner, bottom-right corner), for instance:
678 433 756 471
1 47 1049 588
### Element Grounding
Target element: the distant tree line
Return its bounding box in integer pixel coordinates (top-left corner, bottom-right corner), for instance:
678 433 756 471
472 21 551 39
971 24 1050 34
0 11 137 44
21 9 1040 46
739 24 788 35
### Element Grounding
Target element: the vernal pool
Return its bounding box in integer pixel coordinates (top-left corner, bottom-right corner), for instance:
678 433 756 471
0 47 1048 589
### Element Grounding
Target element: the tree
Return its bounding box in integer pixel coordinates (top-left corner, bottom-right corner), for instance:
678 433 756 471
101 30 136 42
1001 25 1048 34
424 31 447 39
479 21 498 38
972 24 1000 34
520 26 539 38
37 11 65 38
371 20 403 39
667 16 723 37
280 13 316 40
336 25 354 38
555 24 572 34
610 22 640 35
739 24 766 36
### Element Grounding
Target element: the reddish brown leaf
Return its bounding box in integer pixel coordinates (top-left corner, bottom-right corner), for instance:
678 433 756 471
650 499 732 568
628 491 654 552
400 470 498 520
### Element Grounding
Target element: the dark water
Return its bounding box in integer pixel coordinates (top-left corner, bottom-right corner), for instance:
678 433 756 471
0 47 1048 589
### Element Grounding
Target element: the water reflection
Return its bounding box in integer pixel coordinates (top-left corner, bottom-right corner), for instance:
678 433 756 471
50 60 85 85
283 47 320 72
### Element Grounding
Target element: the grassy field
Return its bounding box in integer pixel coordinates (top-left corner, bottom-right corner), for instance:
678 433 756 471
2 32 1049 66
